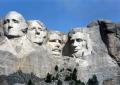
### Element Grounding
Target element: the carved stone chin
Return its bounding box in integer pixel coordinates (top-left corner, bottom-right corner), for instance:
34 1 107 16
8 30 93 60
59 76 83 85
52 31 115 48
3 11 27 37
27 20 47 45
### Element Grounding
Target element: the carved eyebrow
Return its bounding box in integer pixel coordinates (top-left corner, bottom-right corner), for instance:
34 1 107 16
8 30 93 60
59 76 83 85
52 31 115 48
3 19 9 24
38 27 42 29
12 19 19 23
38 27 45 31
76 38 83 42
28 27 36 30
49 39 62 44
70 38 83 43
31 27 36 30
49 40 56 42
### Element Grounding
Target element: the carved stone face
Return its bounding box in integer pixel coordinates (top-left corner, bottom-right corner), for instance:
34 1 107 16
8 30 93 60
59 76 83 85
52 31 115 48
69 31 91 57
3 11 27 37
46 31 63 56
27 20 47 44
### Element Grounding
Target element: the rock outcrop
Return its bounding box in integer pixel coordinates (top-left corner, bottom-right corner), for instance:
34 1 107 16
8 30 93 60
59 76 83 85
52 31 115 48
97 20 120 65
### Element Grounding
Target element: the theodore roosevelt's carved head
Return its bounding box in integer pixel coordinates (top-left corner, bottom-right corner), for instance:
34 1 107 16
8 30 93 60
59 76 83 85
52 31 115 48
46 31 65 57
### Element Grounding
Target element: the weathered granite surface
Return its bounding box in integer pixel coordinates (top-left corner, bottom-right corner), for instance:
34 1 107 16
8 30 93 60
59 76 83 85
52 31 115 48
97 20 120 65
61 26 119 85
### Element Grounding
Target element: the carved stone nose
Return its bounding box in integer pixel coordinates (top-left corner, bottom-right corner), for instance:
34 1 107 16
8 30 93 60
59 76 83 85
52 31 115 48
56 45 60 48
8 26 12 29
36 32 40 35
56 43 60 48
73 40 78 47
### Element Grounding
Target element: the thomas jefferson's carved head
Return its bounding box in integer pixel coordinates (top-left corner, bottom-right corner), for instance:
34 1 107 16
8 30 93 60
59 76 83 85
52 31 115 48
27 20 47 45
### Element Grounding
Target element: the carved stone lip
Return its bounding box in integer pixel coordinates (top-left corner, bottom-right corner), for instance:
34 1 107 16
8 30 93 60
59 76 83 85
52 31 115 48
52 49 61 52
73 49 80 52
73 51 79 53
35 35 41 37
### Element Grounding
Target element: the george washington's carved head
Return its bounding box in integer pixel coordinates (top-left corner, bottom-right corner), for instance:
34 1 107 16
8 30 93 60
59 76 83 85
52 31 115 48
3 11 27 38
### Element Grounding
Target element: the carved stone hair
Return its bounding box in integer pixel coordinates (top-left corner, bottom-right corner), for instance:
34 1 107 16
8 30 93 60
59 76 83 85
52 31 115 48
68 28 87 39
47 30 66 44
27 20 47 31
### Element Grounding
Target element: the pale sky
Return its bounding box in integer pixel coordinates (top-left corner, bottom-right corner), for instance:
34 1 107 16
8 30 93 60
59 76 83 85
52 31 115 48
0 0 120 32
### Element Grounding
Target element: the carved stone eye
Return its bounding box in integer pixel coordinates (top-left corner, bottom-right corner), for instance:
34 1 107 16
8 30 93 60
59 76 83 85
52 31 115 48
3 20 7 24
76 39 83 42
49 39 62 44
3 19 9 24
31 27 36 30
43 36 46 39
49 40 56 42
38 27 43 31
58 40 62 44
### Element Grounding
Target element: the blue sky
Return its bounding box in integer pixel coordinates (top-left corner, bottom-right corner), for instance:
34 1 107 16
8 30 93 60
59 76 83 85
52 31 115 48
0 0 120 32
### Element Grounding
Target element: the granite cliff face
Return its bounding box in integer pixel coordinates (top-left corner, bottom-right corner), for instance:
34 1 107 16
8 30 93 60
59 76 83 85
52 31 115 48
97 20 120 65
0 11 120 85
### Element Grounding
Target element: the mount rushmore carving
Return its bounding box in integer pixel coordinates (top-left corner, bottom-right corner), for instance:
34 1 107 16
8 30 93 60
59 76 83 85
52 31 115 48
0 11 120 85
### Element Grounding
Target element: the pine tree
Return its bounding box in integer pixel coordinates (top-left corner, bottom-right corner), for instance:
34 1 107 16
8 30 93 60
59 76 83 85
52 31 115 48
75 80 81 85
87 75 99 85
27 79 35 85
80 82 85 85
92 75 99 85
57 80 62 85
55 65 59 72
72 68 77 81
45 73 52 83
65 74 72 81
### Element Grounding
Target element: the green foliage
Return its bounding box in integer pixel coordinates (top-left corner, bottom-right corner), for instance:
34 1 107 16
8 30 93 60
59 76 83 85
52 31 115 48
45 73 52 83
57 80 63 85
44 67 99 85
52 76 55 81
55 73 59 80
27 79 35 85
72 68 77 81
65 74 72 81
60 68 64 72
65 68 77 81
87 75 99 85
67 68 72 72
76 80 81 84
69 80 75 85
75 80 81 85
55 65 59 72
80 82 85 85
